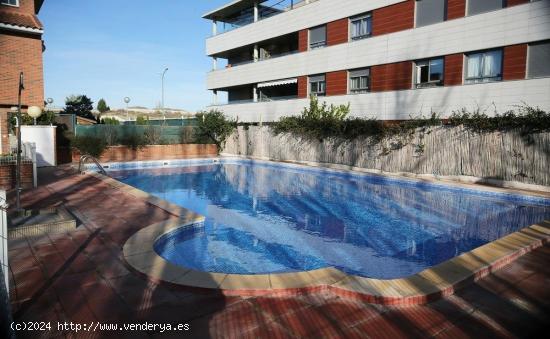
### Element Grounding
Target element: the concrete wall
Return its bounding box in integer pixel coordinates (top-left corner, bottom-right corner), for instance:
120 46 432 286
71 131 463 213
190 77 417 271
21 126 56 167
224 126 550 187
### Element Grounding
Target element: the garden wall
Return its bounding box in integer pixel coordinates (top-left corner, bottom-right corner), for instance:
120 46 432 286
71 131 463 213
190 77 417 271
72 144 218 163
0 163 33 191
224 126 550 187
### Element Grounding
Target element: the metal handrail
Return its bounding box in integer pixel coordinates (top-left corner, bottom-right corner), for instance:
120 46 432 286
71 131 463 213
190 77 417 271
78 155 107 175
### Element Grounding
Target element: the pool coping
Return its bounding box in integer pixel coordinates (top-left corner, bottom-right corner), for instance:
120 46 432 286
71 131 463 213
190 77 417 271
83 159 550 305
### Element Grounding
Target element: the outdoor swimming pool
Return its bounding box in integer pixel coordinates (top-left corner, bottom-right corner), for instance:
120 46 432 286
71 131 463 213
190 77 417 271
110 159 550 279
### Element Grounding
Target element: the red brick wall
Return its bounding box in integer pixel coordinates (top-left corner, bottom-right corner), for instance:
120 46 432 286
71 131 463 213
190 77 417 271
507 0 529 7
372 0 414 36
0 163 33 190
0 0 36 15
447 0 466 20
0 32 44 108
72 144 219 163
371 61 413 92
444 54 464 86
503 44 527 81
298 76 308 98
298 29 308 52
327 18 348 46
326 71 348 96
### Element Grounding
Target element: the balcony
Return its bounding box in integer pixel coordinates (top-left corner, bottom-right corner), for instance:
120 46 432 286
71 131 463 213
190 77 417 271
204 0 316 36
213 78 299 106
212 32 299 71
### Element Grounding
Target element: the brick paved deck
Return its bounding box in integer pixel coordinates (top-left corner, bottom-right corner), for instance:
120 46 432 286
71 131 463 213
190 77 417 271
7 166 550 338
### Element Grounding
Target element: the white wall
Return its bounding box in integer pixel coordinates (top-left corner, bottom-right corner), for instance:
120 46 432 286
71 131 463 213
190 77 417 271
210 78 550 122
207 1 550 89
21 126 57 167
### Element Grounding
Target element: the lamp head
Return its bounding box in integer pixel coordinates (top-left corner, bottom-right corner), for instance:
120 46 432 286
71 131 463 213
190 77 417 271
27 106 43 119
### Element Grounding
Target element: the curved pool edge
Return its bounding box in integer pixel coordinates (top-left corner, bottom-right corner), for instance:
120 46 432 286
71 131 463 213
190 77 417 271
121 214 550 305
85 164 550 305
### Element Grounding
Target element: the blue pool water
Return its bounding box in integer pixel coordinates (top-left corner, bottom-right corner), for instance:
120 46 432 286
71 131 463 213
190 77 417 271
110 159 550 279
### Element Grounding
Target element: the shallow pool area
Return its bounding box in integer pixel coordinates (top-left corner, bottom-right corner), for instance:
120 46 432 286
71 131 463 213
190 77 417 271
110 159 550 279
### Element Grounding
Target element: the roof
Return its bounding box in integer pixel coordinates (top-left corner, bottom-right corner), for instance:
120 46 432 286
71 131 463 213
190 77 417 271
35 0 44 13
203 0 263 20
0 11 43 30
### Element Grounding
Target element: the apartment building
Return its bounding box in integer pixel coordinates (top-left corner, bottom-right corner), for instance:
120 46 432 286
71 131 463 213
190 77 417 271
0 0 45 153
204 0 550 122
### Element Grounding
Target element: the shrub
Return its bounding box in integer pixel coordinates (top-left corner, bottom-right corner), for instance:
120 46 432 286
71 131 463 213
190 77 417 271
101 117 120 125
119 133 147 150
195 110 236 149
72 135 107 158
274 96 350 140
100 125 118 146
136 116 149 125
448 104 550 133
144 125 162 144
180 126 197 144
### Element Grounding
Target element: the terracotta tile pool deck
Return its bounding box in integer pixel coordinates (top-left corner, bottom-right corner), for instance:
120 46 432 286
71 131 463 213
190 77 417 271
7 166 550 338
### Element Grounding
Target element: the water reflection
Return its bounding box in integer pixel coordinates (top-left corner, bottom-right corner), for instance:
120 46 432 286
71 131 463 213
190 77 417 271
112 162 550 279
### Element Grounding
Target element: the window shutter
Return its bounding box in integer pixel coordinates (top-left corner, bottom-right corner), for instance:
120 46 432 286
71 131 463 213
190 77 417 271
416 0 446 28
309 26 326 45
528 41 550 78
467 0 504 16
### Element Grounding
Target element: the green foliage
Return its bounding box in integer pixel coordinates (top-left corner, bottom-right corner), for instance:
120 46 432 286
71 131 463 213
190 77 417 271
136 116 149 125
275 98 550 142
97 98 110 113
195 110 236 149
62 95 95 120
72 135 107 158
119 133 147 150
448 104 550 133
101 117 120 125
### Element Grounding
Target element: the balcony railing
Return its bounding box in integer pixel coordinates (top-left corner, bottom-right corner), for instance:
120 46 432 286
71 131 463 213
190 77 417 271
215 50 299 71
211 0 317 36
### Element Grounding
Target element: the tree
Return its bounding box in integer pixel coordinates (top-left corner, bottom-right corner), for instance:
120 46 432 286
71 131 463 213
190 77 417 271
101 117 120 125
62 95 95 120
136 116 149 125
97 98 110 113
195 110 236 150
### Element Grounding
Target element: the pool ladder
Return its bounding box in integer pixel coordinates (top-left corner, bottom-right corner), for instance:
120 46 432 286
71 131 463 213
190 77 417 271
78 155 107 175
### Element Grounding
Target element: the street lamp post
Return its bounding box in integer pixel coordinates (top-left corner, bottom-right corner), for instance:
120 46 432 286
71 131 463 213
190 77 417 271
161 68 168 124
124 97 131 122
16 72 24 211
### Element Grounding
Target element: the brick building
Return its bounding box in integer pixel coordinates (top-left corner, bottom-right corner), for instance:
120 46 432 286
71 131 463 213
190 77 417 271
0 0 45 154
204 0 550 122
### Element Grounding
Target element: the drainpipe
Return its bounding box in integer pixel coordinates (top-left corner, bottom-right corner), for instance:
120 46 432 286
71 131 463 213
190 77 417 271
212 57 218 71
253 44 259 62
254 1 259 22
253 85 258 103
212 20 217 36
212 90 218 105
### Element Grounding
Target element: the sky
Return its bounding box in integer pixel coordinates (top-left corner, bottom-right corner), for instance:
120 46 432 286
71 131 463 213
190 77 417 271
41 0 229 112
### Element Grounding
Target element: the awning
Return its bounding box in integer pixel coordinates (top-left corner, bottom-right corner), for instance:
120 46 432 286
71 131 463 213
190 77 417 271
258 78 298 88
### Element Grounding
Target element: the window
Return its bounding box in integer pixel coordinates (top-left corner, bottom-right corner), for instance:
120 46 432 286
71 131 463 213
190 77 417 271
415 58 444 88
309 75 326 96
528 41 550 78
465 49 503 84
309 26 326 49
416 0 447 28
0 0 18 6
350 14 372 41
467 0 504 16
349 68 370 94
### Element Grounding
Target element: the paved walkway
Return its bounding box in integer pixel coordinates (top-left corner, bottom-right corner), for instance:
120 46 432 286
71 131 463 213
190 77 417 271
7 166 550 338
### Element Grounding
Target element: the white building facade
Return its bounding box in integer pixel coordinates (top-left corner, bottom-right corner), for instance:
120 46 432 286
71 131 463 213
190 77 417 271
204 0 550 122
